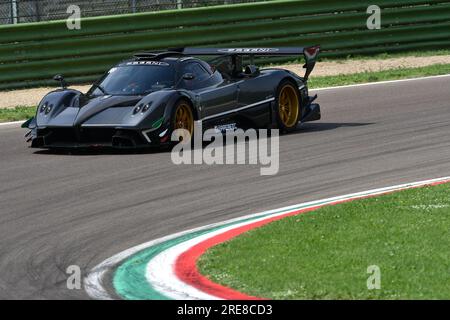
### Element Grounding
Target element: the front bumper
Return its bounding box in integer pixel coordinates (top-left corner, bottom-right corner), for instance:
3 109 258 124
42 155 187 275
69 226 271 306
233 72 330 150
30 126 170 149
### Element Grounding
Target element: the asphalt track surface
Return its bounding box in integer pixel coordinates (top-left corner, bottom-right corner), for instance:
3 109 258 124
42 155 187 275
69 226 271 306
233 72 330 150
0 75 449 299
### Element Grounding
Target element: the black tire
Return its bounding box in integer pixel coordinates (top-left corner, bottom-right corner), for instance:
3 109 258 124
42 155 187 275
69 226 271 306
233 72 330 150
275 79 301 133
170 99 195 144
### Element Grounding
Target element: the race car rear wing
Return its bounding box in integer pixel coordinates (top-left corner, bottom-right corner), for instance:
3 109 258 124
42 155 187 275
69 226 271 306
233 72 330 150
181 46 320 81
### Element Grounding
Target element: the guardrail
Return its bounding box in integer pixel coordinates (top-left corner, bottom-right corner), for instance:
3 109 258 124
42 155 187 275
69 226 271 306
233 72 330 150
0 0 449 90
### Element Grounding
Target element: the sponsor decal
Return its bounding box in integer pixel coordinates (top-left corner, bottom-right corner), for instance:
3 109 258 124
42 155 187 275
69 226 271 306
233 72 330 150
218 48 279 54
126 61 170 66
213 123 237 134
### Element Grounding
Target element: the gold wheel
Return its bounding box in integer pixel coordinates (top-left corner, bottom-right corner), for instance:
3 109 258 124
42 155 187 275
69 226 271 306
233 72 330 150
278 84 300 128
174 102 194 140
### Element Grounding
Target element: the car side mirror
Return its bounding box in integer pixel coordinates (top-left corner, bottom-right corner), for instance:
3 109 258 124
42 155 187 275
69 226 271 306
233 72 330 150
182 73 195 81
53 74 67 89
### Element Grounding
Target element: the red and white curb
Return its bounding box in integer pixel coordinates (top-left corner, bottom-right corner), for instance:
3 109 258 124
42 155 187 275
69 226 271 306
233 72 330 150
85 176 450 300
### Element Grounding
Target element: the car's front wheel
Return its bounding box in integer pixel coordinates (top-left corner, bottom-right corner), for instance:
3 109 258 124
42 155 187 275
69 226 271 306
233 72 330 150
172 99 194 142
275 80 301 132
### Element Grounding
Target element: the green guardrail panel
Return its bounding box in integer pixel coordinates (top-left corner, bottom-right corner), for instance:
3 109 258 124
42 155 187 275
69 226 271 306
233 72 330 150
0 0 449 89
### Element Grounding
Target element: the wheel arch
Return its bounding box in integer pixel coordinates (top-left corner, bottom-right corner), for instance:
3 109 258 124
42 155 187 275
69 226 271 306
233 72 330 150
169 92 199 121
176 95 199 121
278 75 301 91
161 92 199 124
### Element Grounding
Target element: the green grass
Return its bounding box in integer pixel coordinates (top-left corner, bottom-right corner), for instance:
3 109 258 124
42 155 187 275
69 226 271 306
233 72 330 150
309 63 450 89
0 106 35 123
198 183 450 299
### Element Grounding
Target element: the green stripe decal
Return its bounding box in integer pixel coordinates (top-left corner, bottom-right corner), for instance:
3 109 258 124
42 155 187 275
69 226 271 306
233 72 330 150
151 117 164 129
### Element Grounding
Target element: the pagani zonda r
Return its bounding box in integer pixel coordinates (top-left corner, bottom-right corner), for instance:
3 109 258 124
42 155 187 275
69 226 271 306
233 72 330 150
24 46 321 149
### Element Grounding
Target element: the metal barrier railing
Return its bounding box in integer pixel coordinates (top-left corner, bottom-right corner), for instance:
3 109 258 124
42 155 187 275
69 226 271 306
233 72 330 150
0 0 449 90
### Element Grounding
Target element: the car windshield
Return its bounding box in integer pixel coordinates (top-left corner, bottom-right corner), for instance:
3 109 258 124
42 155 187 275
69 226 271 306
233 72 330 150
89 63 176 96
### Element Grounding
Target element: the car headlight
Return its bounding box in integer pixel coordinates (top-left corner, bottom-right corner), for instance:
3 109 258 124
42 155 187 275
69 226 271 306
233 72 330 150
142 103 151 113
133 104 142 114
45 104 53 114
40 103 48 113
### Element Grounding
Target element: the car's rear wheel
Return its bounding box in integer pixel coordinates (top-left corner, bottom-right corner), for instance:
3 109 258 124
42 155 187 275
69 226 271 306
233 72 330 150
276 80 301 132
172 100 194 142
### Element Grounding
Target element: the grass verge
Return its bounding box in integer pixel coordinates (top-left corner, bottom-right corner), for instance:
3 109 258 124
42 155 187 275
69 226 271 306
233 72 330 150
0 106 35 123
309 63 450 88
198 183 450 299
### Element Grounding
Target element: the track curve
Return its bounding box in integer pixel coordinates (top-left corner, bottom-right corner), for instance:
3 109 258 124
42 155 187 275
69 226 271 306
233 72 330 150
0 75 449 299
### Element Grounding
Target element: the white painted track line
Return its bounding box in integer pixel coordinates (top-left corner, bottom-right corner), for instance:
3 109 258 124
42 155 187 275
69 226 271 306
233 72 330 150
0 120 25 127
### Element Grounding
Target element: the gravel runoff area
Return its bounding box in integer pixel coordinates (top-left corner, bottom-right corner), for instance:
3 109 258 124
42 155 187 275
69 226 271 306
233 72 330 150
1 54 450 109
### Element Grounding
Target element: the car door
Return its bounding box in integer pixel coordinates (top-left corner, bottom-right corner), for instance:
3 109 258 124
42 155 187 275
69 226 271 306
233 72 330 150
180 61 239 120
236 72 274 107
232 70 276 128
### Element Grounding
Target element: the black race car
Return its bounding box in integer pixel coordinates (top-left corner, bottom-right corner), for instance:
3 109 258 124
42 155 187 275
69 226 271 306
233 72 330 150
24 46 321 149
